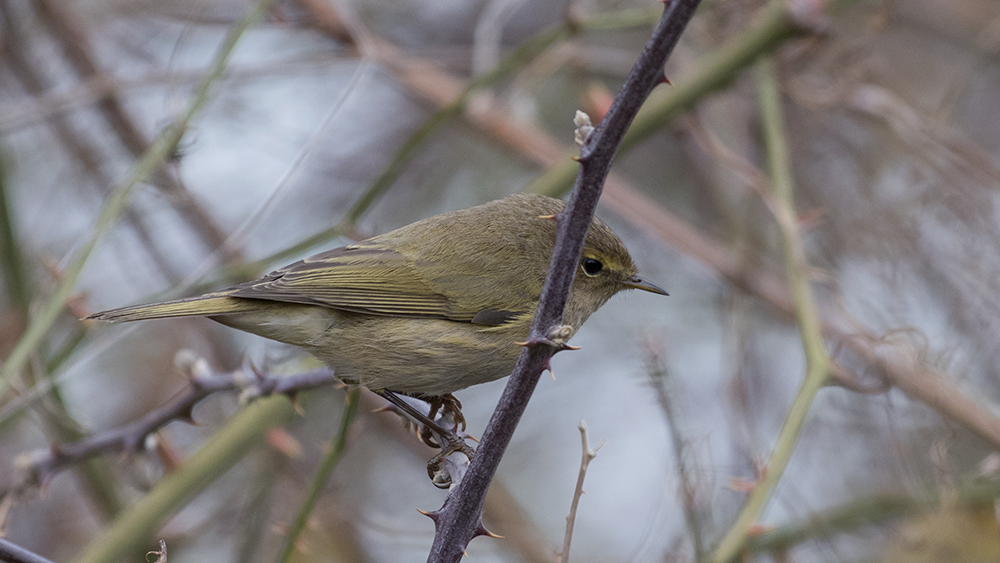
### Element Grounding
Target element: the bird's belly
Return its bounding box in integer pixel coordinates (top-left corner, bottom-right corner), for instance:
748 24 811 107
210 303 525 396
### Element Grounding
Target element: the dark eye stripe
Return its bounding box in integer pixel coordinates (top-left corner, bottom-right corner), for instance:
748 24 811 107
582 258 603 275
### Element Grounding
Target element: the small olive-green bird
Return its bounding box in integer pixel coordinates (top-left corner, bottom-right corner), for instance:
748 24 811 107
88 193 666 397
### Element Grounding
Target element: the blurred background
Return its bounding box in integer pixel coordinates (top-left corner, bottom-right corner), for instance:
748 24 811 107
2 0 1000 561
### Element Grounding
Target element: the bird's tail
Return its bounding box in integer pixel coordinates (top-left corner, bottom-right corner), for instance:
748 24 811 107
85 292 260 323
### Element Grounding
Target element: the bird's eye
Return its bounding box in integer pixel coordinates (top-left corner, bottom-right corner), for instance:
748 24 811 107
582 258 603 276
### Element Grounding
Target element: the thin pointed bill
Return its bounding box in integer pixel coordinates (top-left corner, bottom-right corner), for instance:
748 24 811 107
624 276 668 296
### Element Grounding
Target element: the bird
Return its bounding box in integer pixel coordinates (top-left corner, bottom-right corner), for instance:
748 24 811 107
86 193 666 473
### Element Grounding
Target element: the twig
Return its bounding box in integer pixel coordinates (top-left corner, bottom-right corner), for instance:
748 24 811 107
709 56 830 563
558 421 605 563
9 362 339 492
425 2 702 561
276 387 361 563
0 0 277 399
0 538 57 563
646 349 705 562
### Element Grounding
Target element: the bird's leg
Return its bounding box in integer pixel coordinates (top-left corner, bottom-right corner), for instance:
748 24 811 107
374 389 475 487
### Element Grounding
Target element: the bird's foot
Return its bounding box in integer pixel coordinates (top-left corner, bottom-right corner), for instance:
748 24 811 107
418 393 466 448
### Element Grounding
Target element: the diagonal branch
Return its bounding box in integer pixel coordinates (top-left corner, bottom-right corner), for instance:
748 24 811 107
8 361 339 493
425 2 702 561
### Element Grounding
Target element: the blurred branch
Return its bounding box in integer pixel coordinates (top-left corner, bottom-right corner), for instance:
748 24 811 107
33 0 243 263
710 55 831 563
558 421 605 563
747 478 1000 554
426 1 702 561
0 1 178 281
0 0 277 399
8 362 339 492
0 538 57 563
276 387 361 563
73 394 296 563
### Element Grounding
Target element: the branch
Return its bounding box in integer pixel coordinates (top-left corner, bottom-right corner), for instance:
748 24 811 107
9 357 338 492
425 1 702 561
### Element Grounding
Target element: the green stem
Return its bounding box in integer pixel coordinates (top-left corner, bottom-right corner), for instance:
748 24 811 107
73 395 296 563
276 387 361 563
0 0 277 398
0 148 28 315
709 56 830 563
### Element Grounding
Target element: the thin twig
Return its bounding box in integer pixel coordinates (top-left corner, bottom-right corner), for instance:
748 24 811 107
710 56 830 563
558 421 605 563
646 349 705 562
276 387 361 563
425 2 702 561
0 0 277 399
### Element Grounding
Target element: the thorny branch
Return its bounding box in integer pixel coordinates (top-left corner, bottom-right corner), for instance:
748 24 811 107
425 1 702 561
8 355 339 493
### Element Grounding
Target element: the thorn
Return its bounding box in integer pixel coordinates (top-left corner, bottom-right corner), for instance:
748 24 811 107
291 395 305 416
466 434 480 443
474 523 504 539
515 340 530 347
561 344 582 351
538 214 558 221
463 551 469 559
662 74 672 85
570 155 581 162
417 508 441 522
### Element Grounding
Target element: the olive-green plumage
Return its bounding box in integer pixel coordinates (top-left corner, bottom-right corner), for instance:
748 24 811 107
88 193 666 396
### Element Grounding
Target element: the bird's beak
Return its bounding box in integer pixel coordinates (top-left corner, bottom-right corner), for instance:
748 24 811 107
624 275 668 296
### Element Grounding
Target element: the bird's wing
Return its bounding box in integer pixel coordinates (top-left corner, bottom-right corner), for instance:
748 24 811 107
226 244 521 325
